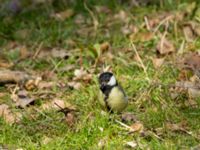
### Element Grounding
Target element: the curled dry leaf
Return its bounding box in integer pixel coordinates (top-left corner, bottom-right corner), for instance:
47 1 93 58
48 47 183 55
24 77 42 90
156 36 175 55
152 58 165 68
129 122 144 133
0 55 13 68
0 104 21 124
11 90 36 108
51 9 74 21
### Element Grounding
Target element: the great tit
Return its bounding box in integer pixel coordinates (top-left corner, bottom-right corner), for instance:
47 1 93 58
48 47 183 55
98 72 128 113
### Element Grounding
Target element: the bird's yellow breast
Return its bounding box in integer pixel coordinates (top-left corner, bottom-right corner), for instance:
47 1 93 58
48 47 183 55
98 86 128 112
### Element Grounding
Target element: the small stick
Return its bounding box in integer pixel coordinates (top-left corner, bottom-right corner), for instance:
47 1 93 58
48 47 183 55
144 16 151 31
115 119 132 130
131 42 150 81
33 42 43 59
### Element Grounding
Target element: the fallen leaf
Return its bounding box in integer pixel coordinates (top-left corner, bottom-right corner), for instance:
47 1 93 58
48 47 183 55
73 68 92 82
24 77 42 90
183 21 200 42
0 56 13 68
11 90 36 108
114 10 129 23
65 112 76 127
67 81 82 90
41 98 76 111
51 9 74 21
100 42 110 53
129 122 144 133
19 46 31 59
37 81 55 89
183 26 195 42
130 32 154 42
126 141 137 148
183 53 200 77
165 121 188 132
0 104 17 124
37 48 70 59
152 58 165 68
156 36 175 55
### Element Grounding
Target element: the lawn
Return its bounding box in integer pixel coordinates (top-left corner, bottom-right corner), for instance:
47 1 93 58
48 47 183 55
0 0 200 149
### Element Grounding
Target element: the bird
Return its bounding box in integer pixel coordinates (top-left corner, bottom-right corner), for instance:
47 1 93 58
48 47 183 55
98 72 128 113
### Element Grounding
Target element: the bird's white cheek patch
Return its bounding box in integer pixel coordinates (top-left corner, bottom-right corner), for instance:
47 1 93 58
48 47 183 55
107 76 116 86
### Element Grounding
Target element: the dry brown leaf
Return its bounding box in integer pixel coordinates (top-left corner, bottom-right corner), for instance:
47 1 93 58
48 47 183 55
73 68 92 82
0 104 19 124
20 46 31 59
37 48 70 59
100 42 110 53
156 37 175 55
25 77 42 90
0 54 14 68
152 58 165 68
65 112 76 127
183 53 200 77
183 26 195 42
37 81 55 89
165 121 188 132
130 32 154 42
129 122 144 133
51 9 74 21
11 90 36 108
41 98 76 111
67 81 82 90
121 24 138 35
114 10 129 23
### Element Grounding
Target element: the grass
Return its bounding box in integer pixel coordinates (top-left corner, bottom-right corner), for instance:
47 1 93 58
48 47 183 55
0 0 200 149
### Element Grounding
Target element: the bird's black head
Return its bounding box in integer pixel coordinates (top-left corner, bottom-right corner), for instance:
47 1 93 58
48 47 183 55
99 72 117 93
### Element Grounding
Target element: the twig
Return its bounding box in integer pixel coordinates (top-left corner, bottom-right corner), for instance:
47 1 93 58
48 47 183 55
84 2 98 32
131 42 150 81
115 119 132 130
144 16 151 31
153 15 173 34
33 42 43 59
